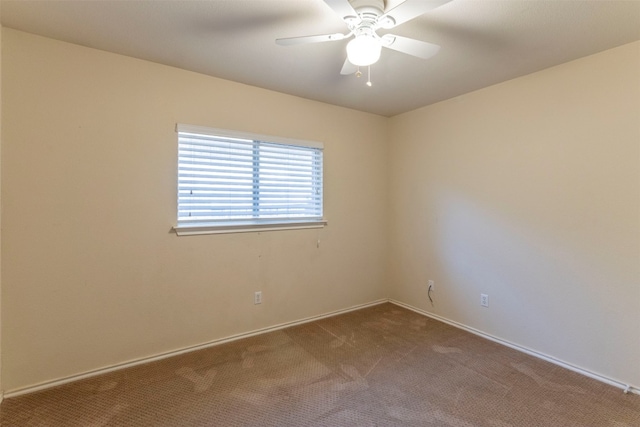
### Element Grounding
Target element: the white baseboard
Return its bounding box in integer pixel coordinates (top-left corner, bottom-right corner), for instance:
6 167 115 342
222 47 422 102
4 299 388 399
6 298 638 399
389 299 640 396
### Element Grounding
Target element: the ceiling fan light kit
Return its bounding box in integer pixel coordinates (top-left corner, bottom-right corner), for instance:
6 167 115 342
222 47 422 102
346 30 381 66
276 0 451 85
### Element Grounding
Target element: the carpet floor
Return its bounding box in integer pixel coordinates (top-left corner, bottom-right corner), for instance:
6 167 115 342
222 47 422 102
1 302 639 426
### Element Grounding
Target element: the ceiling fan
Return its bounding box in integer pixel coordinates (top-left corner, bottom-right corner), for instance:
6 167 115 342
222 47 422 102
276 0 452 79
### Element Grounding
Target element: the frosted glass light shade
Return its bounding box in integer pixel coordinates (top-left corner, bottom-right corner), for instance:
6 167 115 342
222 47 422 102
346 35 381 66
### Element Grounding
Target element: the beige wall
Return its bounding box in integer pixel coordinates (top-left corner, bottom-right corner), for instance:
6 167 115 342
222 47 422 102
1 29 389 392
389 41 640 387
2 27 639 394
0 5 3 398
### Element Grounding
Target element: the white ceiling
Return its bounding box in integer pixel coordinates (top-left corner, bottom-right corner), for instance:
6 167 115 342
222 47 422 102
2 0 639 117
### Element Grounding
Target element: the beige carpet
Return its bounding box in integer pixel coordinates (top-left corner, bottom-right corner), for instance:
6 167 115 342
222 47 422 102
2 303 639 426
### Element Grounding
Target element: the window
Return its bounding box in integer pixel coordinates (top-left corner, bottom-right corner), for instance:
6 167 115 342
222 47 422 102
174 124 325 235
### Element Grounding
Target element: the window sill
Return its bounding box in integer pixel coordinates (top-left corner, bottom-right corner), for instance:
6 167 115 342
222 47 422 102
173 219 328 236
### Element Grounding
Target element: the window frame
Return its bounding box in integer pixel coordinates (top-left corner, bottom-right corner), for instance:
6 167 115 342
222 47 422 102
173 124 326 236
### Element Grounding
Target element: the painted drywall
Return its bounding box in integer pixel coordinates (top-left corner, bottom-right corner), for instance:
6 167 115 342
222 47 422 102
3 26 639 395
1 29 389 392
389 41 640 387
0 9 3 398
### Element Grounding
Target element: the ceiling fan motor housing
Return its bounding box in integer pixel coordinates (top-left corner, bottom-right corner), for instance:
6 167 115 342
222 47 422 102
349 0 385 22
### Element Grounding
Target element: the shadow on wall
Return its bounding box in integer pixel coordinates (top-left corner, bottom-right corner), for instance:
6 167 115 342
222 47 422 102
432 189 635 357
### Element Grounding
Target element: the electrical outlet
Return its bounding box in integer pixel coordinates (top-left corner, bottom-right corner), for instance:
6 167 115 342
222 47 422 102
480 293 489 307
254 291 262 305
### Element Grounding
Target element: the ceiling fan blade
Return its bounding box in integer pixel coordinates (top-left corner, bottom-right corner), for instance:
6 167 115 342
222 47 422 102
276 33 347 46
323 0 358 21
380 0 452 28
340 58 358 75
381 34 440 59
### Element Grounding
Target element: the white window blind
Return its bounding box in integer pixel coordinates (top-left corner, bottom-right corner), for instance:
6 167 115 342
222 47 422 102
175 124 324 235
